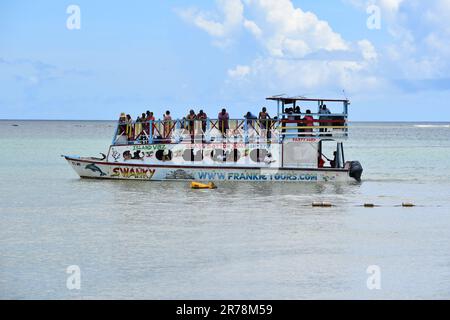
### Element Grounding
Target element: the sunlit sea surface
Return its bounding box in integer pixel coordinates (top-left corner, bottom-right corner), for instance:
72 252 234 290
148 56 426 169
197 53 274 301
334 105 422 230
1 120 450 299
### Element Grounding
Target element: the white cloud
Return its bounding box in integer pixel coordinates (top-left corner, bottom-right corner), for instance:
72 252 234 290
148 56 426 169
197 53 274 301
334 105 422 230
179 0 379 95
378 0 404 14
243 19 262 38
228 65 251 78
245 0 349 58
177 0 244 42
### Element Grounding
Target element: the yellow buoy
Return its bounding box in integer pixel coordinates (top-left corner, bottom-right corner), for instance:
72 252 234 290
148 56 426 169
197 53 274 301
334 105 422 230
191 181 217 189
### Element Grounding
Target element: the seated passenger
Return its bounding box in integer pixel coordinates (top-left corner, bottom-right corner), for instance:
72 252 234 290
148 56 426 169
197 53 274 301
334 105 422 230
318 156 325 168
330 151 337 168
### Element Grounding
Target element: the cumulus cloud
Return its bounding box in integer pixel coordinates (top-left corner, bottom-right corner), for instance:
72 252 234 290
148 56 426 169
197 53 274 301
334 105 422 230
244 0 349 58
348 0 450 83
177 0 244 46
179 0 378 95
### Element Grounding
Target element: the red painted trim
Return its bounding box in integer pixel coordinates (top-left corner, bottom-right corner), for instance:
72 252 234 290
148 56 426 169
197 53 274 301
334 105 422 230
64 156 348 173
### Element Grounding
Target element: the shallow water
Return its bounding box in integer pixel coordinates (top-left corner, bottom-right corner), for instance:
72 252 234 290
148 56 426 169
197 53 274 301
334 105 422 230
1 120 450 299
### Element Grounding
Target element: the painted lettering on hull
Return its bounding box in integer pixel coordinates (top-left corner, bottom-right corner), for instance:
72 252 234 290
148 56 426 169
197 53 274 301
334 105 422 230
111 167 156 179
196 171 318 181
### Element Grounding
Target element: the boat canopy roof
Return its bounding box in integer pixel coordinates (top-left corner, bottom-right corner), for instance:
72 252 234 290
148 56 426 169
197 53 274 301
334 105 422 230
266 96 350 104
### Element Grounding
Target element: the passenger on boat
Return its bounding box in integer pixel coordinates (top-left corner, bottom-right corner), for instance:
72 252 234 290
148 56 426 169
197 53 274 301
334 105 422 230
163 110 172 139
186 110 196 142
330 151 337 168
259 107 271 129
303 110 315 133
244 112 257 132
318 155 325 168
285 108 297 136
294 106 303 135
135 115 143 140
319 104 331 133
197 110 207 133
218 108 229 136
148 111 155 136
118 113 127 135
125 114 134 140
143 110 151 136
139 113 148 143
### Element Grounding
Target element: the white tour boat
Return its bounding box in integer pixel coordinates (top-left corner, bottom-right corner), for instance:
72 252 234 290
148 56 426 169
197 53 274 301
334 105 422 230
64 96 363 182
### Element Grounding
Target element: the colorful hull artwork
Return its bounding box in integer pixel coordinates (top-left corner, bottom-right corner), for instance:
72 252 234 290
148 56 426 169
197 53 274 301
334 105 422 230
65 156 352 182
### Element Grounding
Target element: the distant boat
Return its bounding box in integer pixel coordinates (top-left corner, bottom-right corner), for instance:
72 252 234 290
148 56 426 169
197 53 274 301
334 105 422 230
63 96 363 182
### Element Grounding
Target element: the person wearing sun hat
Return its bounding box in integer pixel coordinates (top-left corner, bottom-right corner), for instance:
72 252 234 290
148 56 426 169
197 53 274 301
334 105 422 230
118 112 127 135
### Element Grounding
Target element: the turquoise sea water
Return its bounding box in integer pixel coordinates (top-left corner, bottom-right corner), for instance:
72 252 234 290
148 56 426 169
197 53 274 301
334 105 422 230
1 120 450 299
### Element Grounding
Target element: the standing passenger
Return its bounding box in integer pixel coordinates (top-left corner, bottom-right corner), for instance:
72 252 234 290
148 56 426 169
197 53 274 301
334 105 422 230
163 110 172 139
294 106 302 135
186 110 196 142
143 110 151 136
118 113 127 135
197 110 207 133
135 115 142 140
148 112 155 136
218 108 229 136
303 110 315 133
125 114 134 141
319 104 331 133
258 107 271 130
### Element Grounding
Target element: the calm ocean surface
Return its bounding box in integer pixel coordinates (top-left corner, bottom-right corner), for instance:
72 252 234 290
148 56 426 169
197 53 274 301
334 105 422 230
1 120 450 299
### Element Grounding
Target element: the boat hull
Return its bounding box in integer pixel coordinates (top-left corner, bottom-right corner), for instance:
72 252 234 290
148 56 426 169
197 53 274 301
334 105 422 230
64 156 353 182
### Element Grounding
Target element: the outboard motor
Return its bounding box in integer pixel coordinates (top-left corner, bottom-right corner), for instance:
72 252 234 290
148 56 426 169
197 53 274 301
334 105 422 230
347 161 363 182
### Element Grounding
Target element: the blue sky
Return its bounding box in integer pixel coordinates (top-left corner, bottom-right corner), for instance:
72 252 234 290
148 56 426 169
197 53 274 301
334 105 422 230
1 0 450 121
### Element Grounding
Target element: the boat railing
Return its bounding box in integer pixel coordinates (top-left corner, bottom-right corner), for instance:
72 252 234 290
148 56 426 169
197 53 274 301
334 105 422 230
112 114 348 145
